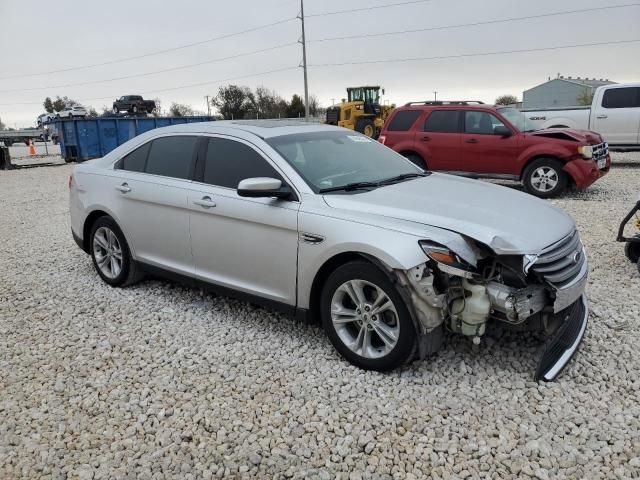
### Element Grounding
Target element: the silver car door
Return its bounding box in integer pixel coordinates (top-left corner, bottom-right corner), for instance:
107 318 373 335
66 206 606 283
111 135 197 275
188 135 300 305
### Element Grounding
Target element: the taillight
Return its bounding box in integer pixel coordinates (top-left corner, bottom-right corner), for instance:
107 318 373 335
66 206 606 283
379 135 387 145
68 174 73 189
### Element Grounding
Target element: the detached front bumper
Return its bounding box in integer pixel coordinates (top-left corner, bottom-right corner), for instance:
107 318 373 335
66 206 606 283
535 295 588 381
563 156 610 189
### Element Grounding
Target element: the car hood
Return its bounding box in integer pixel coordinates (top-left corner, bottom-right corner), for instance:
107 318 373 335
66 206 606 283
322 174 575 256
528 128 603 144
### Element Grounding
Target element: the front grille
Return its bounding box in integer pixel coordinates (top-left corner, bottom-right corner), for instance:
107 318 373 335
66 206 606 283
531 230 586 288
592 142 608 161
326 107 340 125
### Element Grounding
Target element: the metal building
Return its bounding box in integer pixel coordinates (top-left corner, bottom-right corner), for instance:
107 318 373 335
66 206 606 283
522 75 616 109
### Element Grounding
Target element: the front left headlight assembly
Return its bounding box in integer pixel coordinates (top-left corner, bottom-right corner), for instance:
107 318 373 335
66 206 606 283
577 145 593 159
420 241 476 278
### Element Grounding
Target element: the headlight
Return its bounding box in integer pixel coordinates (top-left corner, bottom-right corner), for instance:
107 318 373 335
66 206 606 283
420 241 476 278
577 145 593 159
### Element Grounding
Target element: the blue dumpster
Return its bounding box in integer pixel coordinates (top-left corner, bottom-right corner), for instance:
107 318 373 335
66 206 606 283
55 116 214 162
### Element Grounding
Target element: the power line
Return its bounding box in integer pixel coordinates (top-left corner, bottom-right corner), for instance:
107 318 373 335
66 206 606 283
309 39 640 67
308 4 640 43
306 0 431 18
0 17 297 81
0 66 300 107
0 42 299 93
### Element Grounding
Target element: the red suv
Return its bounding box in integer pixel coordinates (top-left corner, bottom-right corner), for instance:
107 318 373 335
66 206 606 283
379 101 610 198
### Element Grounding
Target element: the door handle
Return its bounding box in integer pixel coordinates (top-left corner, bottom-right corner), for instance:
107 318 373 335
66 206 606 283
420 136 431 142
465 138 478 144
115 183 131 193
596 115 608 119
193 196 216 208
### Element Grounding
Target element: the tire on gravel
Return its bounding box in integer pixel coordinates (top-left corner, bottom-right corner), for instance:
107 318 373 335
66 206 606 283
321 260 417 371
89 216 142 287
522 157 569 198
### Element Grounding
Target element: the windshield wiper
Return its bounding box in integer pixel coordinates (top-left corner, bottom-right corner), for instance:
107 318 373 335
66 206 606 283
318 181 380 193
377 172 429 186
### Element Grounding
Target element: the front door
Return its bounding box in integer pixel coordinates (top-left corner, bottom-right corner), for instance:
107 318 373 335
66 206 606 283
188 136 300 305
458 110 520 175
592 86 640 145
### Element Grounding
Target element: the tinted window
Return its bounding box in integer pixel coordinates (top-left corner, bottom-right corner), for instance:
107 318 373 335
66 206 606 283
464 111 506 134
203 138 281 188
386 110 422 131
424 110 460 133
602 87 639 109
119 143 150 172
145 136 196 179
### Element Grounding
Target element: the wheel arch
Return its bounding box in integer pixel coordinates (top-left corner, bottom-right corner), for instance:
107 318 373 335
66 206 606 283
82 210 111 252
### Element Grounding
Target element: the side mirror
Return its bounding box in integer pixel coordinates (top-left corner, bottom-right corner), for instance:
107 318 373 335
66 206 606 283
494 125 512 137
237 177 291 199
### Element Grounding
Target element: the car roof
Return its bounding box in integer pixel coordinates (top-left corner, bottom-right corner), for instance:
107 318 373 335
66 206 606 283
138 120 344 139
398 103 498 111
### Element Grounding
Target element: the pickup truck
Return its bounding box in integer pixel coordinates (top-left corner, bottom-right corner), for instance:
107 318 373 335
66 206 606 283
0 127 47 146
522 83 640 151
112 95 156 115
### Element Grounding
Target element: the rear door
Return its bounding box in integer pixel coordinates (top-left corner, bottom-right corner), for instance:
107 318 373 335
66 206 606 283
382 109 423 150
457 110 520 175
188 136 300 305
592 86 640 145
111 135 197 275
419 109 462 170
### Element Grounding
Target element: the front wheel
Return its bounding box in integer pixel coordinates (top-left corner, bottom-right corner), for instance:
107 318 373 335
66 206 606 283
355 118 376 138
112 106 119 114
321 260 417 371
90 216 141 287
522 158 568 198
403 153 427 169
625 237 640 263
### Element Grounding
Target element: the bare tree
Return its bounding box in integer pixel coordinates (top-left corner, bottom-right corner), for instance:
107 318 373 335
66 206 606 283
494 94 519 106
169 102 195 117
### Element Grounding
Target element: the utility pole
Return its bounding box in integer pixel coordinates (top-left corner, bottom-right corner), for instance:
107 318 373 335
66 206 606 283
434 91 438 101
298 0 310 120
205 95 211 116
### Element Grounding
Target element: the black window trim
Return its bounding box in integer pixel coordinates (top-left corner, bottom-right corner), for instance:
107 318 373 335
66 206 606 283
192 133 300 202
386 108 424 132
422 109 463 133
601 87 640 109
114 133 199 181
462 110 510 136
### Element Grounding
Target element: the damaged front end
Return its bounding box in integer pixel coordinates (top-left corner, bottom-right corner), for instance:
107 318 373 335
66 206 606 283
395 233 589 381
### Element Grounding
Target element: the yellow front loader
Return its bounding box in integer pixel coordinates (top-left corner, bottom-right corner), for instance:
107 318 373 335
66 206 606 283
325 86 394 139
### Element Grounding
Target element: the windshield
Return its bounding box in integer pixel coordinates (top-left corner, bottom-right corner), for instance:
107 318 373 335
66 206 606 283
498 108 539 132
267 131 422 193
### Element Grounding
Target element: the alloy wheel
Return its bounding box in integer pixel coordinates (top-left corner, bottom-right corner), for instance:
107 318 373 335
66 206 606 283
531 166 559 192
92 226 123 279
331 279 400 358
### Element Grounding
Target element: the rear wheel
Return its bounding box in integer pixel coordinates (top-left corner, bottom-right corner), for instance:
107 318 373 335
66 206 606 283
523 158 568 198
321 260 417 371
625 237 640 263
355 118 376 138
90 216 141 287
403 153 427 169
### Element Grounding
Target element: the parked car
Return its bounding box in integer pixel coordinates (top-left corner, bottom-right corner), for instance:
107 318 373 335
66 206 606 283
69 121 589 381
37 112 56 126
522 83 640 150
617 194 640 273
112 95 156 115
57 106 87 119
379 101 610 198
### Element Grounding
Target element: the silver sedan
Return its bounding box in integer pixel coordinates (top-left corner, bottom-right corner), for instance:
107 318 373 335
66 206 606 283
69 121 588 380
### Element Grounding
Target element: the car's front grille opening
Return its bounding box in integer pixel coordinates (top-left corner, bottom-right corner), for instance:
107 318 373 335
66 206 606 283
531 231 586 288
593 142 608 161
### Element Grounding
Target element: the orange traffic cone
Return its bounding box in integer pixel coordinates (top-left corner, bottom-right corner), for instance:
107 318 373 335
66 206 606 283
28 140 37 156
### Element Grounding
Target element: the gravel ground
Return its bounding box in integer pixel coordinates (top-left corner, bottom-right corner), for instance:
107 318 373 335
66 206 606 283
1 153 639 479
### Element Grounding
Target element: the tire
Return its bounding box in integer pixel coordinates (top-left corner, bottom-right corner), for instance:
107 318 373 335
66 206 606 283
132 106 138 114
4 140 13 147
522 158 568 198
403 153 427 169
89 216 142 287
320 260 417 371
113 106 119 114
355 118 376 138
625 237 640 263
